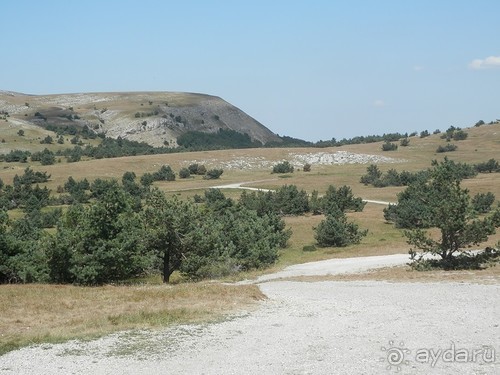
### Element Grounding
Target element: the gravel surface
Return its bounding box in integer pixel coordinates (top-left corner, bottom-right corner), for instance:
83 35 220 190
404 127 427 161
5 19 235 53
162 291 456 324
1 255 498 375
190 151 406 170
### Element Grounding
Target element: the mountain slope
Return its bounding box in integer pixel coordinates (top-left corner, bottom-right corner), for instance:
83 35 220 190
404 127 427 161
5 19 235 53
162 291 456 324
0 91 281 147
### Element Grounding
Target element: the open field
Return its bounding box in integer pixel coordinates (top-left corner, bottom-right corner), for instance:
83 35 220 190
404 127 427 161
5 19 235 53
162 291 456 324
1 123 499 359
1 123 499 201
0 283 263 355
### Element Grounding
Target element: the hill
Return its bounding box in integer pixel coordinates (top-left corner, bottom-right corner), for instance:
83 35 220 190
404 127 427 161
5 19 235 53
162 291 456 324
0 90 281 147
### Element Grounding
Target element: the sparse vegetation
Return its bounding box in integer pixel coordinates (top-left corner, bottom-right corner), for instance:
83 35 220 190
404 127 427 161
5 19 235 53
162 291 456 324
1 90 499 355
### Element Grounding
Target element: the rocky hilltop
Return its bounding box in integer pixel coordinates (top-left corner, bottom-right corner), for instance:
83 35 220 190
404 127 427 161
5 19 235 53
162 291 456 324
0 91 280 147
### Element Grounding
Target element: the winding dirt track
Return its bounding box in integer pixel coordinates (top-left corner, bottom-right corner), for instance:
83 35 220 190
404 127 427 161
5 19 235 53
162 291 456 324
1 254 498 375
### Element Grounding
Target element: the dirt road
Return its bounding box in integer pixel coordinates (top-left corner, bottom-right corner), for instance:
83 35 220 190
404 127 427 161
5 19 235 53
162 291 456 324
1 254 498 374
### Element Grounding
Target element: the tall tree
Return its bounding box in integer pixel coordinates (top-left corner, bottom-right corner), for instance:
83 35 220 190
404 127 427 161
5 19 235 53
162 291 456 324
46 185 148 284
401 159 499 267
142 189 199 283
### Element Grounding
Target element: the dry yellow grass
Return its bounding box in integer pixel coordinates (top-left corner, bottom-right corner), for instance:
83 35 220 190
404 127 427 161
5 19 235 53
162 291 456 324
1 123 498 200
0 122 499 354
0 282 264 355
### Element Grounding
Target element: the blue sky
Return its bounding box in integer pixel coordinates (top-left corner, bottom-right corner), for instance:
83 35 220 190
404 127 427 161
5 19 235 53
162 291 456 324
1 0 499 141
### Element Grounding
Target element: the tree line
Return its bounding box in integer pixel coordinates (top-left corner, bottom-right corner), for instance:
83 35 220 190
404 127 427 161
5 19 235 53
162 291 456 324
0 165 369 284
360 158 499 188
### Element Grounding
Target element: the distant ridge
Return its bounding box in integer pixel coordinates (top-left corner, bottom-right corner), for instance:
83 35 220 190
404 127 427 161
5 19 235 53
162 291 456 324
0 91 281 147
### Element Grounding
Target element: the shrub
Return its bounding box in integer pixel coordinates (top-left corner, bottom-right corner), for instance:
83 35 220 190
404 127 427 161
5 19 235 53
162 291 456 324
272 161 294 174
382 141 398 151
17 129 24 136
420 130 430 138
315 211 368 247
452 130 468 141
3 150 31 163
360 164 382 185
39 149 56 165
303 163 311 172
472 192 495 214
436 144 457 153
274 185 309 215
40 135 53 144
188 163 207 175
302 245 317 252
152 165 175 181
320 185 366 213
140 173 155 187
179 168 191 179
475 159 500 173
203 169 224 180
400 138 410 147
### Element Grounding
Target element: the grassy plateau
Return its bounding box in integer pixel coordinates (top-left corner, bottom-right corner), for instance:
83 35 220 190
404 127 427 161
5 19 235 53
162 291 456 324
0 120 499 354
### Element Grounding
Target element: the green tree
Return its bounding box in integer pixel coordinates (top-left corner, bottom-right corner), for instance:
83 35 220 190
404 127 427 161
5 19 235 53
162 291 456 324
0 209 49 284
203 169 224 180
179 167 191 179
452 130 468 141
40 135 53 144
360 164 382 185
181 202 289 280
140 172 155 187
475 159 500 173
420 130 430 138
188 163 206 175
320 185 366 213
46 185 148 284
67 146 82 162
153 165 176 181
122 171 142 198
204 189 233 212
272 161 294 174
273 185 309 215
142 189 199 283
436 144 457 153
382 141 398 151
315 210 367 247
402 159 499 268
471 192 495 214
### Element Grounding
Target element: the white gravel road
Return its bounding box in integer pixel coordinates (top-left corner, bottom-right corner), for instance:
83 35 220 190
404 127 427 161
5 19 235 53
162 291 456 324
1 254 499 375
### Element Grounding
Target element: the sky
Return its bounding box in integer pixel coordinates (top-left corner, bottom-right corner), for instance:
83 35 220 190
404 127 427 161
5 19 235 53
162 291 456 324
1 0 499 142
